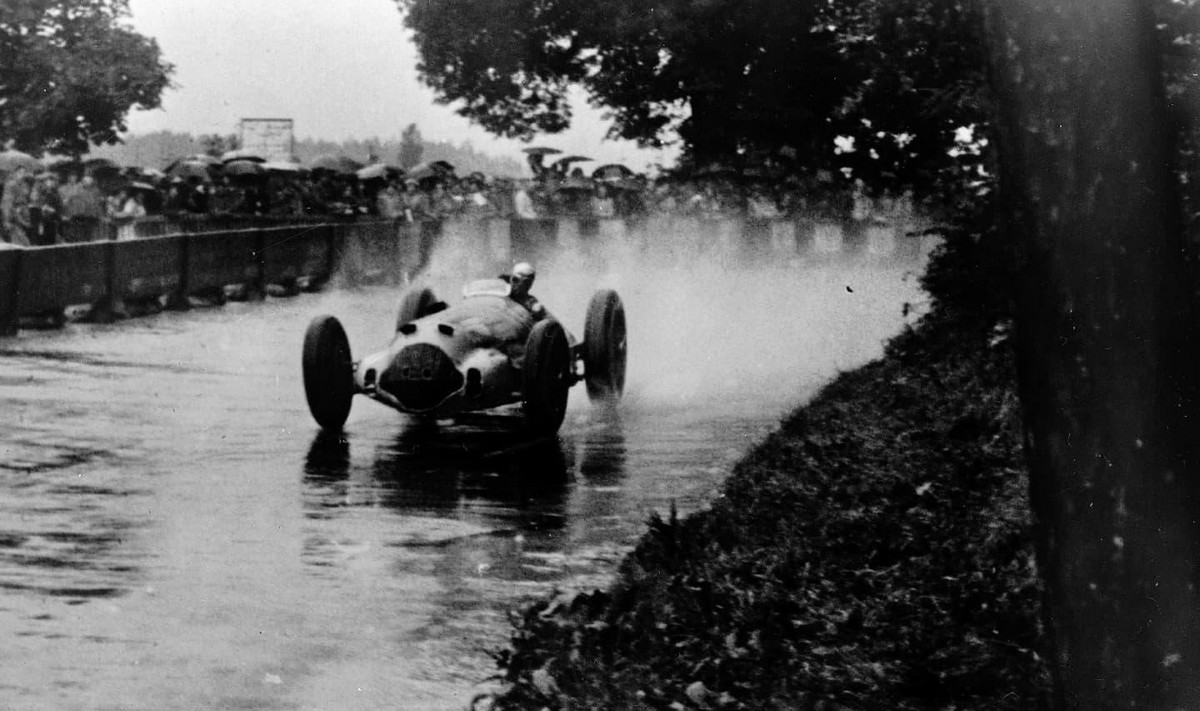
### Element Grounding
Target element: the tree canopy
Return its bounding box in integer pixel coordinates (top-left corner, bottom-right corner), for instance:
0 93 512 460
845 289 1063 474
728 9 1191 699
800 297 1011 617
402 0 850 162
401 0 998 194
0 0 172 155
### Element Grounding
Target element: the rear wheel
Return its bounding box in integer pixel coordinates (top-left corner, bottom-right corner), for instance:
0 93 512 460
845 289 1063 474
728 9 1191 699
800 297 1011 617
522 319 572 435
303 315 355 430
396 287 438 331
583 289 627 402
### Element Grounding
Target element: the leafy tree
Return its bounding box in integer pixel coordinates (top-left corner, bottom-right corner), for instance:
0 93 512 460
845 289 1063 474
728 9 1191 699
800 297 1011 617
400 0 853 165
0 0 172 156
198 133 238 158
398 122 423 168
821 0 993 201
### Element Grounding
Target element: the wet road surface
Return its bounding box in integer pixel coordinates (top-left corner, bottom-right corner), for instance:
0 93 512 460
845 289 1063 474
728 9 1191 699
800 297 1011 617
0 258 922 710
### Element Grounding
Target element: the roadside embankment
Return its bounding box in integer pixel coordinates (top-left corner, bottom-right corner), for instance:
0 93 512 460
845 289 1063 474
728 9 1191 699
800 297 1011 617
490 307 1050 710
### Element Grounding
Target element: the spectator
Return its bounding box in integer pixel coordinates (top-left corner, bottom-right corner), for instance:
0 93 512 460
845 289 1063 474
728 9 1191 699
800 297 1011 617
30 172 63 244
376 178 404 219
512 179 539 219
61 173 106 242
429 182 459 219
591 182 616 218
402 179 431 221
463 176 497 216
747 186 782 218
1 167 33 246
109 188 146 240
163 179 191 214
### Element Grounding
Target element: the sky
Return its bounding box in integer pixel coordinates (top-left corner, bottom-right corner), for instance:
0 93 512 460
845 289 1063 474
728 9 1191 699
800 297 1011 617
121 0 678 172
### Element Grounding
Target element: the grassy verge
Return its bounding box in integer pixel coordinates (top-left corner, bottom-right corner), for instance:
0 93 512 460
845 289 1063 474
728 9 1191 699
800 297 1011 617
488 307 1050 710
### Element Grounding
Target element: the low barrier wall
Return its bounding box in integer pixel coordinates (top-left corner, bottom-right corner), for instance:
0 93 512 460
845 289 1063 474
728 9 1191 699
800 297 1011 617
0 216 936 335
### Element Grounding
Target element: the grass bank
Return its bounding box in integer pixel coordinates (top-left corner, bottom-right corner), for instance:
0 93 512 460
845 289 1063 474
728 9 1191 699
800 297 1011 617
488 305 1051 710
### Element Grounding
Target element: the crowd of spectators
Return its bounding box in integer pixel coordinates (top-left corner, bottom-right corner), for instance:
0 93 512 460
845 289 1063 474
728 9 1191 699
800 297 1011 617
0 151 913 247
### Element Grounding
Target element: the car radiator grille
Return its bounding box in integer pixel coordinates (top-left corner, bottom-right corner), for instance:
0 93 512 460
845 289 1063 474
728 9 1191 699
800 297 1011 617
379 343 464 412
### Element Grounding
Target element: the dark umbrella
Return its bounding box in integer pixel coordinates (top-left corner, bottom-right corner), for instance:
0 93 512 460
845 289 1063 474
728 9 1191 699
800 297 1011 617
0 149 43 173
522 146 562 156
166 160 216 180
222 159 266 176
128 181 159 193
553 155 593 167
694 162 736 178
592 163 634 182
220 149 266 163
556 175 595 192
82 157 121 172
609 176 646 192
407 161 456 181
309 155 363 174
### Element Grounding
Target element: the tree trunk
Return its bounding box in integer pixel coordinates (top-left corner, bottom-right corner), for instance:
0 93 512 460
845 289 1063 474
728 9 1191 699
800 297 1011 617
981 0 1200 707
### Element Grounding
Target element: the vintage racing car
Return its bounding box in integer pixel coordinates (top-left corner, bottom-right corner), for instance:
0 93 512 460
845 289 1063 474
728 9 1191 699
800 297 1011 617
301 278 626 434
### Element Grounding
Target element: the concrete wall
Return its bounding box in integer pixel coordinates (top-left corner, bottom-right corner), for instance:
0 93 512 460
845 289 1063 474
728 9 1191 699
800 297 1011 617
0 216 935 335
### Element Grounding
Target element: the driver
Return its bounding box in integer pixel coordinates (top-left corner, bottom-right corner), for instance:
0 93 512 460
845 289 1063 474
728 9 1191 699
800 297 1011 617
507 261 546 319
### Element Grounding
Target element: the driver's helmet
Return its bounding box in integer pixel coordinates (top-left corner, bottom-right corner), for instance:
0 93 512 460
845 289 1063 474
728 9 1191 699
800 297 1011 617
511 262 536 296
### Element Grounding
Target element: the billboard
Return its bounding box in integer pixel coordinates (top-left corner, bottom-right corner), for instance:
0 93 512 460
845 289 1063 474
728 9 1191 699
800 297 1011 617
238 118 294 162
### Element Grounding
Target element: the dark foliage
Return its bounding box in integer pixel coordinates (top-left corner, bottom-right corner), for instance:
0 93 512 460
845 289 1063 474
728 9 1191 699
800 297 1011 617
0 0 172 155
492 305 1049 710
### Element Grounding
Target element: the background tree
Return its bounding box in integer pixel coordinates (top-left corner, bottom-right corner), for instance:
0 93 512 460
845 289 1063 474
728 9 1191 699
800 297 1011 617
981 0 1200 707
398 122 423 169
400 0 852 166
198 133 238 158
0 0 172 156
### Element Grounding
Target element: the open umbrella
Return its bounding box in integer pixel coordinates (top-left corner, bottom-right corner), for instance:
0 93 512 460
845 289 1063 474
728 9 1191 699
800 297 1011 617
430 160 455 174
263 160 309 174
556 175 595 192
0 149 42 173
609 176 646 192
220 149 266 163
356 163 400 181
128 181 159 193
82 157 122 175
222 159 266 176
166 160 216 180
554 155 593 167
592 163 634 182
522 146 562 156
694 162 736 178
309 155 363 174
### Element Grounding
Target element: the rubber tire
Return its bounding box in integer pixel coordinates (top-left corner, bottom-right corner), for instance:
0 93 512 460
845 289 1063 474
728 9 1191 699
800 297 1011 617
303 315 355 430
396 287 438 331
583 289 627 402
522 319 572 435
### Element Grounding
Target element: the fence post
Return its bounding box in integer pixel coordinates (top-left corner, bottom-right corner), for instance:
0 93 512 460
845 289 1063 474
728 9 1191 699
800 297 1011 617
165 234 191 310
0 249 22 336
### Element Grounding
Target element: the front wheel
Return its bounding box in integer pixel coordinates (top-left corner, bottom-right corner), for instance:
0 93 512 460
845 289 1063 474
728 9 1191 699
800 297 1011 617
522 319 572 435
583 289 627 403
303 315 355 430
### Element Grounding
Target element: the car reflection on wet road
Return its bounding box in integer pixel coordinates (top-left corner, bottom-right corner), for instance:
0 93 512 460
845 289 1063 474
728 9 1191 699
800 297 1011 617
0 256 921 710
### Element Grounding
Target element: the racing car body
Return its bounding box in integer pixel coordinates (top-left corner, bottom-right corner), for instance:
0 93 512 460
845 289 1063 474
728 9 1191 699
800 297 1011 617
302 278 626 435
